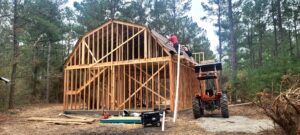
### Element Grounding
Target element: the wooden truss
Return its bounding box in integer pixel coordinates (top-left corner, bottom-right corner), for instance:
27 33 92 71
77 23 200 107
63 20 202 112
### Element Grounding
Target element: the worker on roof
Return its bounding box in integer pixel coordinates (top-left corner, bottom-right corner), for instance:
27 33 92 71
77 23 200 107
183 45 193 58
168 34 179 53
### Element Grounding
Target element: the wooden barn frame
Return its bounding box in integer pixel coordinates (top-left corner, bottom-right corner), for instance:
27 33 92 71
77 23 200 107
63 20 203 113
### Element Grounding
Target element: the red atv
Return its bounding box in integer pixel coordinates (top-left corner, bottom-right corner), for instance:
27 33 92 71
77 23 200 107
192 62 229 118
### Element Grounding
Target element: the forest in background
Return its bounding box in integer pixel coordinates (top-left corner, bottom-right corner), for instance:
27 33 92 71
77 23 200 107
0 0 299 110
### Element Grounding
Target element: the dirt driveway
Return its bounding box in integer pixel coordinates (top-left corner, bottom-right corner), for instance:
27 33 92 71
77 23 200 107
0 104 276 135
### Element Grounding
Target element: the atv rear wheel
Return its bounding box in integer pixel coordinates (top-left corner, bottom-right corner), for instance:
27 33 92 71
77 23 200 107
192 96 204 119
220 94 229 118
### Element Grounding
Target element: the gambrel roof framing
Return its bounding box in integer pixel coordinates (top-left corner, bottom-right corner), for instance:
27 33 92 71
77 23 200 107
63 20 200 113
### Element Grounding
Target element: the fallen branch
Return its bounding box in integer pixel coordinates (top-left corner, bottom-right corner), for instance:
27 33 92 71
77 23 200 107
229 102 253 107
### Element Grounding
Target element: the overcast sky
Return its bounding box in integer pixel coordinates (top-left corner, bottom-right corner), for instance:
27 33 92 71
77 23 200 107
66 0 218 53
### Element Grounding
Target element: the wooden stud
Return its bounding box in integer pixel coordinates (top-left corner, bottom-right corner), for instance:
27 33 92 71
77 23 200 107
144 29 147 58
97 30 99 60
127 25 129 60
164 64 167 109
151 62 154 109
66 71 69 110
83 69 86 110
70 70 73 110
88 69 91 110
129 65 131 110
75 69 77 110
106 25 109 63
87 36 90 64
102 68 105 111
132 27 135 60
81 42 85 64
169 58 175 111
63 70 66 110
138 28 140 59
111 22 114 63
97 67 100 110
79 69 82 109
116 23 119 61
92 69 95 110
134 63 136 110
146 62 148 110
158 62 160 110
121 24 125 61
111 66 115 110
107 68 110 110
92 33 95 62
102 28 104 63
139 63 142 111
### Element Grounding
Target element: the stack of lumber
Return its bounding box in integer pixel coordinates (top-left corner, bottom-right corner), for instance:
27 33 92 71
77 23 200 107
27 113 96 125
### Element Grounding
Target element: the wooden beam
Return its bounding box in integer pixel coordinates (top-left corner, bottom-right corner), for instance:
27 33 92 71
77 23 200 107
97 67 100 110
117 62 168 110
83 69 86 110
113 20 145 29
83 20 112 39
66 67 108 95
102 68 105 111
134 63 136 110
139 63 142 111
63 70 67 110
169 57 175 111
81 42 85 64
125 73 167 101
129 65 131 110
89 28 145 67
133 65 170 92
66 57 170 70
144 30 147 58
111 66 115 110
83 41 97 63
111 22 114 63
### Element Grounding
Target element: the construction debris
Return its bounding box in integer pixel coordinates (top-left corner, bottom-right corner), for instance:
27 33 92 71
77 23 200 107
258 74 300 135
27 114 96 125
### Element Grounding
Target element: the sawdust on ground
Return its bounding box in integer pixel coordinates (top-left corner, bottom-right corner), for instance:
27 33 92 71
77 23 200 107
0 104 276 135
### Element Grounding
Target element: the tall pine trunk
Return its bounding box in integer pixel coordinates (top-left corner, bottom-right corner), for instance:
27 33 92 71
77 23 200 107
227 0 237 102
258 21 264 66
31 34 43 100
288 29 293 57
46 42 51 103
218 0 222 62
272 0 278 58
276 0 283 49
247 24 254 68
9 0 19 109
294 10 299 57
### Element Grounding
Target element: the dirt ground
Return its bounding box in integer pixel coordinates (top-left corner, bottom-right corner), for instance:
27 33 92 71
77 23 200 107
0 104 277 135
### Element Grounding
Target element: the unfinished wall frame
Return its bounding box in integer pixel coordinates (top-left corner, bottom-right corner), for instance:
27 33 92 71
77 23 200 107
64 20 201 113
